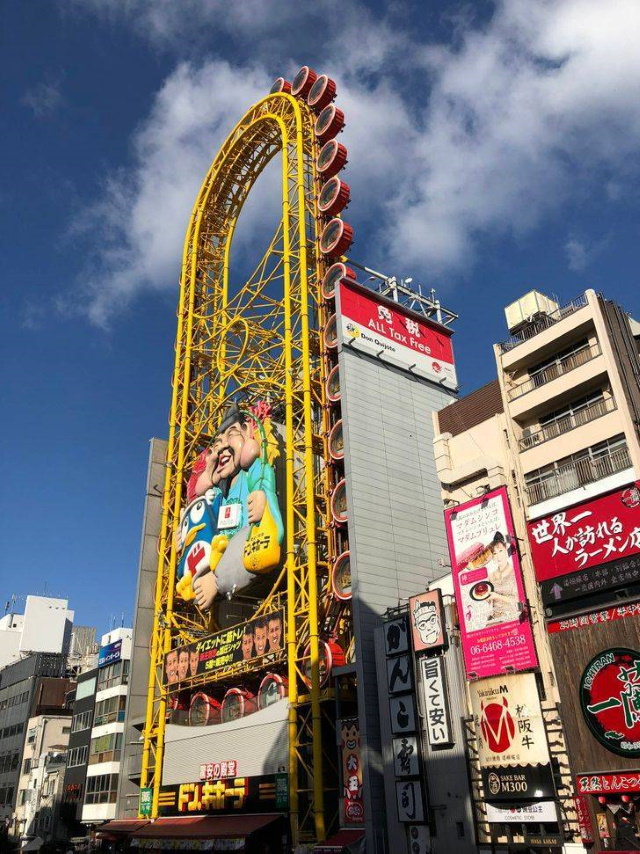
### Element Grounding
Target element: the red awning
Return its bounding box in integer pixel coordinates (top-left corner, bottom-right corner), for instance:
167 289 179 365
98 820 150 836
314 829 364 853
132 814 281 839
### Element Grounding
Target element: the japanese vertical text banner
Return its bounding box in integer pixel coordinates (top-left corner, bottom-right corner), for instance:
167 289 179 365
445 487 537 678
339 719 365 825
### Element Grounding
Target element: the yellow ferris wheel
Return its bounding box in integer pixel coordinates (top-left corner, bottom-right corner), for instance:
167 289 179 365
141 68 357 843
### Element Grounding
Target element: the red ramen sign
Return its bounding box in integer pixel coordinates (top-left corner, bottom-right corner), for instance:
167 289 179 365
580 648 640 758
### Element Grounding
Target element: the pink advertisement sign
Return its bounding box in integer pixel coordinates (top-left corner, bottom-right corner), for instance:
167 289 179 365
445 487 538 678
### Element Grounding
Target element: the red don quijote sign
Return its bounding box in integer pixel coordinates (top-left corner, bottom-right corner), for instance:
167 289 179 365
338 281 457 389
527 483 640 582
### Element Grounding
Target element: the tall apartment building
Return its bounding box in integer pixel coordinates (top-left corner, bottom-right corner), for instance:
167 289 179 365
434 287 640 854
14 712 72 842
80 628 132 826
60 667 99 839
0 654 71 832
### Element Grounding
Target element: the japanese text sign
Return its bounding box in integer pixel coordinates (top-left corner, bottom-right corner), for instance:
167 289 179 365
199 760 238 781
339 281 457 389
419 657 454 748
580 647 640 758
528 483 640 582
339 718 365 825
469 673 550 768
445 488 537 678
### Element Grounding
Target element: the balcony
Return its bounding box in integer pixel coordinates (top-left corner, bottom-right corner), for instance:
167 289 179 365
498 294 589 353
519 396 616 450
507 342 601 401
525 445 631 504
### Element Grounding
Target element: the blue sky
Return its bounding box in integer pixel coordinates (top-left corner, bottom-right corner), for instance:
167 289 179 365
2 0 639 634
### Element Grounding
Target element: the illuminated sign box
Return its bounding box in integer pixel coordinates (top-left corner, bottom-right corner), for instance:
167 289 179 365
98 639 122 668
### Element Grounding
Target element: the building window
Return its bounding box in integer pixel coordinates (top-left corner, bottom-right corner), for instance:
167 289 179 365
94 695 127 727
71 710 93 733
27 728 36 744
23 758 32 774
529 338 592 386
89 732 123 765
97 659 130 691
67 745 88 768
85 773 118 804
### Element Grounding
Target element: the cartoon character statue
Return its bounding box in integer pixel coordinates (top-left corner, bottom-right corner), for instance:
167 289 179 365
175 401 284 611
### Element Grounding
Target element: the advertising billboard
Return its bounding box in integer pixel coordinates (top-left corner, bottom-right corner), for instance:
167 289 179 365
547 602 640 774
338 281 457 389
98 639 122 668
445 487 537 678
339 718 365 825
164 610 284 686
527 482 640 583
469 673 554 801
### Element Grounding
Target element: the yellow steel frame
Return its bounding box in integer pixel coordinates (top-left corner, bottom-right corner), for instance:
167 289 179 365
140 92 336 844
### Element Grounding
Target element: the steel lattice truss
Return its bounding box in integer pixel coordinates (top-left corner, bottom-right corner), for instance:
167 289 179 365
141 92 351 844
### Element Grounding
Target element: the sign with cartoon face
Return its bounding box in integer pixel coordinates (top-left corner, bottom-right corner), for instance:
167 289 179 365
409 590 447 653
339 718 365 825
580 647 640 757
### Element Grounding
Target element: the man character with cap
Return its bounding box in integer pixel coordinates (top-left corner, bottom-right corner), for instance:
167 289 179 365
178 403 284 612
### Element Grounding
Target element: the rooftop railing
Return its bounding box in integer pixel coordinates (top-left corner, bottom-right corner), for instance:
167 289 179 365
519 396 616 450
507 341 601 401
525 445 631 505
499 294 589 353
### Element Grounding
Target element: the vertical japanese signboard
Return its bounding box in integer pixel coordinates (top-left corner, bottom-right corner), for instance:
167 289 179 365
339 718 364 825
469 673 554 800
445 487 537 678
419 657 454 748
383 615 427 823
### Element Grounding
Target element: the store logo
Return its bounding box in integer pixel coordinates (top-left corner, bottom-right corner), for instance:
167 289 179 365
621 487 640 509
480 697 515 753
345 322 360 338
580 647 640 758
487 772 501 795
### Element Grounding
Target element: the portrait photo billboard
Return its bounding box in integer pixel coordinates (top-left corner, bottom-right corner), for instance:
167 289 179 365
445 487 537 678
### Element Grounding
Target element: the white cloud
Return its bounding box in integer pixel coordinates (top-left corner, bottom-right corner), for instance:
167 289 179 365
22 78 64 118
68 0 640 323
565 238 588 272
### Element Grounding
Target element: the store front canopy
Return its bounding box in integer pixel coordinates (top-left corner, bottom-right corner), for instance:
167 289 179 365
314 829 365 854
98 820 151 837
127 814 283 847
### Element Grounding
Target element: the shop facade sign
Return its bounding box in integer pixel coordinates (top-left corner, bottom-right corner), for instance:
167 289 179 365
339 718 365 825
547 602 640 634
470 673 554 801
339 281 457 389
580 647 640 758
540 554 640 609
576 772 640 794
98 639 122 668
445 488 537 678
409 590 447 654
528 483 640 582
419 657 453 748
485 801 557 823
139 787 152 817
382 614 427 823
199 760 238 780
574 795 595 843
157 775 283 816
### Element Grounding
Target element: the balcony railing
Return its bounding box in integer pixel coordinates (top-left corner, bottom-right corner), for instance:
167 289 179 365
525 445 632 505
507 342 601 401
519 397 616 450
499 294 589 353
